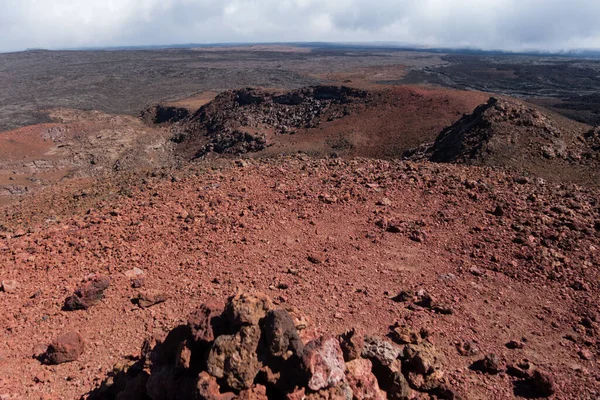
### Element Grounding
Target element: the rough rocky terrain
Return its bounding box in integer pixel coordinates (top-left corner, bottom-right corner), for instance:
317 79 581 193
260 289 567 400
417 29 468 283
1 45 600 400
145 85 487 160
405 97 599 187
0 157 599 399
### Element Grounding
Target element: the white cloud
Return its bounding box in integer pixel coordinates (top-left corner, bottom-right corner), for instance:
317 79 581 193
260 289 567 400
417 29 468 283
0 0 599 52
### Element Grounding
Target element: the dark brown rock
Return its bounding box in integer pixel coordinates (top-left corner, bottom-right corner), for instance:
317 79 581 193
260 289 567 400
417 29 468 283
403 343 444 376
530 370 556 398
44 332 85 365
455 340 480 356
262 309 303 357
63 275 110 311
471 353 502 374
207 325 262 391
338 328 364 362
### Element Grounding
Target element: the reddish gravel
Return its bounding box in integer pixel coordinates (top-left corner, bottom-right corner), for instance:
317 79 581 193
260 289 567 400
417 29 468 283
0 156 598 399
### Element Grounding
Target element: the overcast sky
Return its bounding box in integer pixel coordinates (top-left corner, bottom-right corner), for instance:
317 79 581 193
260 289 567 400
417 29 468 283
1 0 600 53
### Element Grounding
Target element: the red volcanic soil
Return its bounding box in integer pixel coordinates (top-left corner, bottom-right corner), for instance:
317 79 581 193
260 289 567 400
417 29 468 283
0 157 598 399
262 86 490 159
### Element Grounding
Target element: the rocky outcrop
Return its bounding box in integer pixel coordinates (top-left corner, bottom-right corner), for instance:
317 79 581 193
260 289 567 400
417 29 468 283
88 292 459 400
141 105 190 125
404 97 599 184
145 86 370 158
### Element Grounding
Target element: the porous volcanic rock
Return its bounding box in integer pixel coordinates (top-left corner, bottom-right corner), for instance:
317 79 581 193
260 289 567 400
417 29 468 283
87 292 461 399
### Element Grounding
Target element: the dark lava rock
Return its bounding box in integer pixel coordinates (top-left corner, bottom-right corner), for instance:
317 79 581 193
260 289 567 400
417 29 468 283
471 353 502 374
141 104 190 124
262 309 303 357
63 275 110 311
43 331 85 365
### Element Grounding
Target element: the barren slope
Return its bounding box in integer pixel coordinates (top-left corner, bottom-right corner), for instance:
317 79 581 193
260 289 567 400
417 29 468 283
0 157 598 399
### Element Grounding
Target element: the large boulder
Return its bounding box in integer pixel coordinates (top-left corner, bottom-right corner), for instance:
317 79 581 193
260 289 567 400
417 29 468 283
206 325 263 391
302 335 346 391
262 310 304 358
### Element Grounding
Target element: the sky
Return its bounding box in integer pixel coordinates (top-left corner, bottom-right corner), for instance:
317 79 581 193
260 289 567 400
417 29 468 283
1 0 600 53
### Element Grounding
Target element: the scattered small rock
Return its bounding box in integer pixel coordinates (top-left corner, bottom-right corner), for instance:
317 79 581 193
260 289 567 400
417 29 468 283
471 353 502 374
506 340 526 350
376 198 392 207
133 290 169 308
492 205 505 217
578 348 593 361
456 340 480 357
0 280 17 294
307 254 324 265
63 275 110 311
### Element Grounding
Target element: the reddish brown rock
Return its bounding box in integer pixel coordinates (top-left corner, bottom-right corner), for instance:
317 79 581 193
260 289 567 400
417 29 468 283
188 301 225 342
302 335 346 391
44 332 85 365
63 275 110 311
390 324 422 345
238 384 268 400
196 371 236 400
134 290 169 308
338 328 364 362
305 382 353 400
345 358 386 400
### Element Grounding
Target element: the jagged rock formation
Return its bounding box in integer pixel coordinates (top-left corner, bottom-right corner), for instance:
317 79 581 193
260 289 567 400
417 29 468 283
405 97 600 185
142 86 370 158
88 292 462 400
